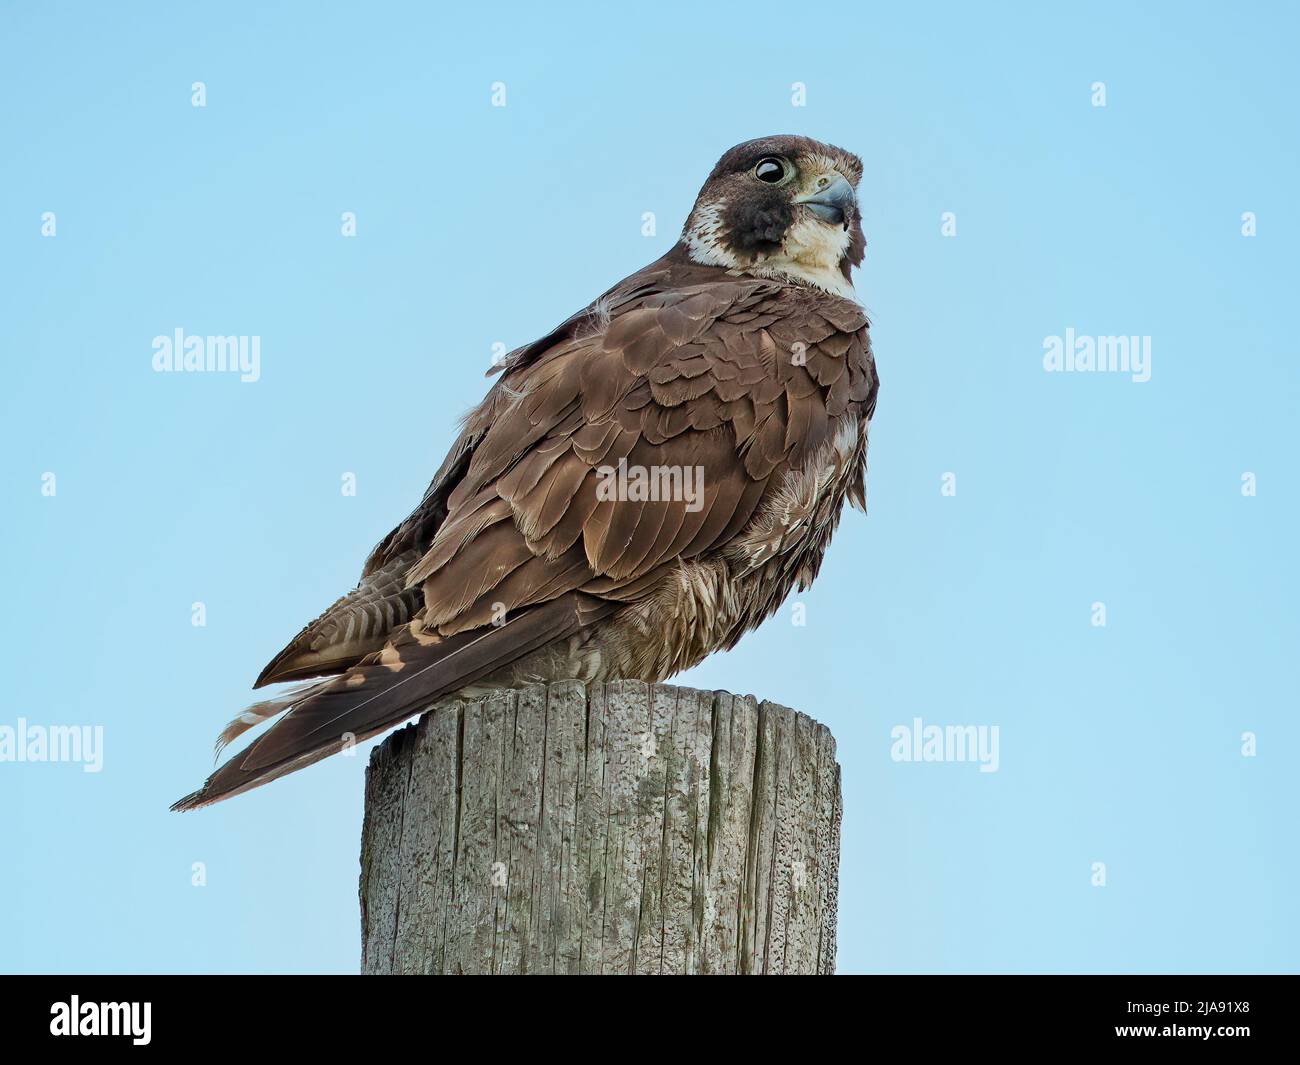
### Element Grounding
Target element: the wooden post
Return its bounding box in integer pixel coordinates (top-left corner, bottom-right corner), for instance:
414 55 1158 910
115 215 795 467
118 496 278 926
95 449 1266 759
359 680 842 974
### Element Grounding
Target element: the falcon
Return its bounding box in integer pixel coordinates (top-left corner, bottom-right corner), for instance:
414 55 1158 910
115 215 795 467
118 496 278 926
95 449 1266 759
173 135 879 810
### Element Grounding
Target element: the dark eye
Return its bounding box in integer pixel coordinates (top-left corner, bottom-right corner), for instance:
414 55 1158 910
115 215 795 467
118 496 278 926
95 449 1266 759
753 157 788 184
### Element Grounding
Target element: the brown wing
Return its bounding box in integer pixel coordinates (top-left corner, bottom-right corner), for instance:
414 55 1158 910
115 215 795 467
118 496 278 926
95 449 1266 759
176 266 874 808
403 277 874 633
251 267 677 689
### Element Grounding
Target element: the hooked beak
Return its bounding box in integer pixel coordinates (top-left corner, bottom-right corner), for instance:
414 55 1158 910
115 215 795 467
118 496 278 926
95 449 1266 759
795 173 855 226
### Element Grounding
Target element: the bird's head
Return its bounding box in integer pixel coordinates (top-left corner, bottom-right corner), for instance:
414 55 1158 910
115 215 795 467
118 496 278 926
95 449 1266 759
682 135 865 300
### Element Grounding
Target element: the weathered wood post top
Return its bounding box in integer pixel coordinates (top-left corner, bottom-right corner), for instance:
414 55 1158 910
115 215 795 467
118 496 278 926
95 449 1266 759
360 680 842 974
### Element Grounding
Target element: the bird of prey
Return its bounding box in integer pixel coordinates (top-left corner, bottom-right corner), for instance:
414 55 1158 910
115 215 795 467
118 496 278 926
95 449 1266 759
173 134 879 810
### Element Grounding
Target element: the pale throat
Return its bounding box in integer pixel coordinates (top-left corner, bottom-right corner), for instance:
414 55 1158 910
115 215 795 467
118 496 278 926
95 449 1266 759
684 202 859 304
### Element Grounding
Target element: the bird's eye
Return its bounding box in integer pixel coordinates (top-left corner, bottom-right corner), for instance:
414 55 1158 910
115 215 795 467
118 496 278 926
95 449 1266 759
753 157 789 184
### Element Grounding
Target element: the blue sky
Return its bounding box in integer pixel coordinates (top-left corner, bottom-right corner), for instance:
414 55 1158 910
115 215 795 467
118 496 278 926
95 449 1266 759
1 1 1296 973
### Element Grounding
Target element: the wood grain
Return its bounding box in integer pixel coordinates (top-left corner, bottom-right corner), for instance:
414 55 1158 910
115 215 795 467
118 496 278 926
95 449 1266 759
360 681 841 974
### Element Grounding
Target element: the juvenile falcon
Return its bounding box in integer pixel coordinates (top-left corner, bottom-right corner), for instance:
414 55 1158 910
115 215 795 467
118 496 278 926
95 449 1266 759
174 135 879 809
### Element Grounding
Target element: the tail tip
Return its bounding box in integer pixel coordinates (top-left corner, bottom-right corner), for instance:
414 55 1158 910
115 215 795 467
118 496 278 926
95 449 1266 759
170 788 209 813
